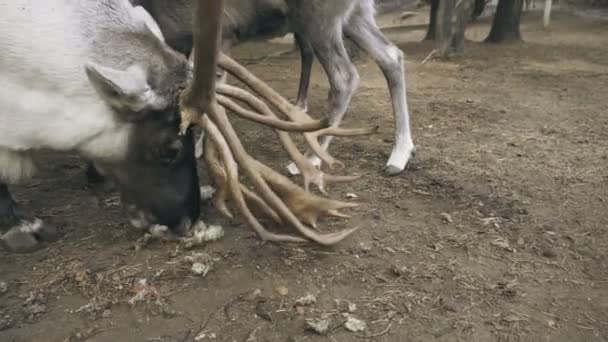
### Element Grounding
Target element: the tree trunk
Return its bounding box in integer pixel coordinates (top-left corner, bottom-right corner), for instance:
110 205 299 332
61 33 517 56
472 0 487 20
485 0 524 43
436 0 455 55
452 0 474 51
543 0 553 28
435 0 473 56
424 0 439 41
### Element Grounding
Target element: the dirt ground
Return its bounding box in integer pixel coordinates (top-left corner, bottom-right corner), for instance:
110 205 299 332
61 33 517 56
1 6 607 342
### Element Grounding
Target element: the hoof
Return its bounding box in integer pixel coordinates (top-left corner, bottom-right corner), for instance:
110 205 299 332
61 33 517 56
382 164 405 176
85 163 116 192
0 219 59 253
384 143 416 176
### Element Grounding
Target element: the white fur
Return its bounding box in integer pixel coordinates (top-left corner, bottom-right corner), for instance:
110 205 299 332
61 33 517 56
0 149 36 183
13 218 44 234
132 5 166 41
0 0 170 183
386 45 402 65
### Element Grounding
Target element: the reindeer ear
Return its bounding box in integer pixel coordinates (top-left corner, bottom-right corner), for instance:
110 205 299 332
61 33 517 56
85 62 167 114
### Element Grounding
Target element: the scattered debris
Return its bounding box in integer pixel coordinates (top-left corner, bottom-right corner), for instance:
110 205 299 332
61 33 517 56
493 280 518 298
191 263 211 276
184 221 225 248
440 212 453 223
275 285 289 297
128 279 159 306
306 318 330 335
184 253 214 277
0 281 7 294
200 185 216 201
295 294 317 306
357 242 372 253
345 193 358 199
335 299 357 313
24 303 46 316
502 314 526 323
255 300 274 321
194 332 217 341
491 238 516 252
0 316 15 331
546 319 559 329
344 316 367 332
244 289 263 302
480 217 502 228
392 265 412 278
23 291 47 318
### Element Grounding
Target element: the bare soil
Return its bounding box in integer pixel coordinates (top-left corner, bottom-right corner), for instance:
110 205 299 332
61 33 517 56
1 7 607 342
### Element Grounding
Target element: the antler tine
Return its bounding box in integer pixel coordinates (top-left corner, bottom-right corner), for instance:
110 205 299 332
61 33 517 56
218 53 373 169
204 134 233 219
206 102 359 245
218 83 360 193
216 94 327 132
202 115 308 243
206 128 282 223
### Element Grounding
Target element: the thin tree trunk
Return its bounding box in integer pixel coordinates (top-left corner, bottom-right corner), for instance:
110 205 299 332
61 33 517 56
424 0 439 41
543 0 553 28
472 0 488 19
436 0 455 55
485 0 524 43
435 0 472 56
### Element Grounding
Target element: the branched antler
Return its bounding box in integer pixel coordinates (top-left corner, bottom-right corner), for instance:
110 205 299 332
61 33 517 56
179 0 374 245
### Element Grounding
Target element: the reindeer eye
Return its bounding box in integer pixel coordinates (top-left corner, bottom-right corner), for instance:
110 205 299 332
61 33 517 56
159 139 183 165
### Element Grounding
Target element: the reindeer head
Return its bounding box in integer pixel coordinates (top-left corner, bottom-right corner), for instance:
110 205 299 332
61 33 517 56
84 3 201 236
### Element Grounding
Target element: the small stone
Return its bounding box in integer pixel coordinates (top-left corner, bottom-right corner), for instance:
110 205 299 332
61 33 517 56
101 309 112 318
541 248 558 258
0 281 7 294
244 289 262 302
191 262 211 276
358 242 372 253
295 294 317 306
345 193 358 199
27 303 47 315
491 238 515 252
200 185 216 200
306 319 330 335
348 302 357 313
275 286 289 296
344 316 367 332
440 212 453 223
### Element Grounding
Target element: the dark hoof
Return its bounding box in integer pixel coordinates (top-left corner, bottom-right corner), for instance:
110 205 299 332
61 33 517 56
85 163 116 192
0 219 59 253
382 165 405 176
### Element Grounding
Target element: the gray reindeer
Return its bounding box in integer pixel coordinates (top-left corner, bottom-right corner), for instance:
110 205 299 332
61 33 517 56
135 0 416 176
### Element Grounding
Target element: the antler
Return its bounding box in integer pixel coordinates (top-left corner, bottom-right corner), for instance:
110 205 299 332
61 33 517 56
180 0 372 245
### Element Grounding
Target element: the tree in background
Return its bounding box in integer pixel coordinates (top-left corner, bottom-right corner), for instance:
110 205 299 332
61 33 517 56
486 0 525 42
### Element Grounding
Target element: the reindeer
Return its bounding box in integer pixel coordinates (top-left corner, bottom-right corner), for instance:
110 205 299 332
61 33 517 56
0 0 204 252
136 0 416 176
1 0 364 252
